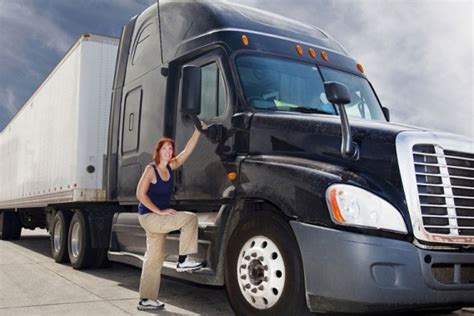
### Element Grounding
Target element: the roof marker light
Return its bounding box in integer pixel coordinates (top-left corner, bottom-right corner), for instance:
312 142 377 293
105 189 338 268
308 48 317 59
321 51 328 61
357 63 365 74
241 35 249 46
296 44 303 56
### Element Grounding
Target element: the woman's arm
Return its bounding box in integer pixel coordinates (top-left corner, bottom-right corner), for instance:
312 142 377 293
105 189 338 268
136 166 175 215
170 123 206 170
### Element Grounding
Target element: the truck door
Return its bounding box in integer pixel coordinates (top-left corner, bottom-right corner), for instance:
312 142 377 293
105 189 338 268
173 50 234 203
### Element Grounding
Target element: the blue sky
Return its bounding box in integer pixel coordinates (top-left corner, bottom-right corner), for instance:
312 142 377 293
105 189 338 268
0 0 472 137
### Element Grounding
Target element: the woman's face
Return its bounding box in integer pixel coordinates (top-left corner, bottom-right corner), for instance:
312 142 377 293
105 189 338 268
159 142 174 162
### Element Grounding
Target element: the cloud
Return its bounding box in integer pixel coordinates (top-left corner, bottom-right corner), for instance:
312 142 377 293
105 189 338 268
233 0 473 137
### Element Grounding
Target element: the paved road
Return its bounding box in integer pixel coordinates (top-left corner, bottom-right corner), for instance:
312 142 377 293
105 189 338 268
0 229 473 316
0 229 233 315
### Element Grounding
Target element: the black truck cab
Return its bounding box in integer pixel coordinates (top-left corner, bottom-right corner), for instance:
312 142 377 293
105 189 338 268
106 1 474 314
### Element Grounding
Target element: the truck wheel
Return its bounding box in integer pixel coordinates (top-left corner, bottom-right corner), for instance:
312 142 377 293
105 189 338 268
224 211 308 316
1 212 22 240
1 212 11 240
92 247 110 268
68 211 93 269
9 212 22 240
50 211 72 263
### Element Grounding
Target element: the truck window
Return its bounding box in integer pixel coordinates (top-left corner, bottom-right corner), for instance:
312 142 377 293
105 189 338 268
320 67 385 121
235 54 333 114
199 62 226 120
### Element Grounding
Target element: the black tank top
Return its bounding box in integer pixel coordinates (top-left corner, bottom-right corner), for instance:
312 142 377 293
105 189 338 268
138 164 174 215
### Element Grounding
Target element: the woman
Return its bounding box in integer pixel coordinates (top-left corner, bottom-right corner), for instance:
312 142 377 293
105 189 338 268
136 125 205 311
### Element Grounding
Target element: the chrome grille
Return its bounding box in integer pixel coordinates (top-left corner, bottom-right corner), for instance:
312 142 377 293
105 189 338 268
413 144 474 237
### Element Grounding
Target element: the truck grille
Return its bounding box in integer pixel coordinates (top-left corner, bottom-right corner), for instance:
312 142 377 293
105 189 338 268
413 144 474 237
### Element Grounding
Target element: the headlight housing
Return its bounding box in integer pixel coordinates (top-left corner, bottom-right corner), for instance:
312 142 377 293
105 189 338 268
326 184 407 234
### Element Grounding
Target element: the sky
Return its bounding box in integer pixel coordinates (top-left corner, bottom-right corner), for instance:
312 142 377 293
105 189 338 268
0 0 472 137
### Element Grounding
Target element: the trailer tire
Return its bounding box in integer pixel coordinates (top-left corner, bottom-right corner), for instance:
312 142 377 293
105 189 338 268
9 212 22 240
68 211 93 269
1 212 22 240
92 247 110 268
224 211 308 316
51 211 72 263
1 212 11 240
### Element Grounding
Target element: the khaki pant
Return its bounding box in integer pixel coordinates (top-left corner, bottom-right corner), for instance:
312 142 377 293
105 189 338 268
138 211 198 300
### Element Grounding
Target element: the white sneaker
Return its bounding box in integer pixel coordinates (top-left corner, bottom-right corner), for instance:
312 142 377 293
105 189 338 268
176 257 203 272
137 299 165 310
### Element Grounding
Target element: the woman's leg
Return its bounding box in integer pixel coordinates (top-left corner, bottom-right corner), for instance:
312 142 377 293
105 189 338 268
138 216 166 300
175 211 198 256
140 212 198 256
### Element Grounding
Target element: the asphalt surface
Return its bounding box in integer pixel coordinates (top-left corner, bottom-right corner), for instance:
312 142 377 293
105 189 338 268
0 229 473 316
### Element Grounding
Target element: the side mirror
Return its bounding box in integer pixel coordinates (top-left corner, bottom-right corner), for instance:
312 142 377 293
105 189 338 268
324 81 358 160
382 106 390 122
181 66 201 115
324 81 351 105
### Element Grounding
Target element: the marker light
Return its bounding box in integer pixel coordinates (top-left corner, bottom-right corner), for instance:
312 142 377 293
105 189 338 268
308 48 317 59
321 51 328 61
241 35 249 46
227 171 237 181
296 44 303 56
357 63 365 74
326 184 407 234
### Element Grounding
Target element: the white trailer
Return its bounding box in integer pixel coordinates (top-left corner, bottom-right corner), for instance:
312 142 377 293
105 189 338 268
0 34 118 209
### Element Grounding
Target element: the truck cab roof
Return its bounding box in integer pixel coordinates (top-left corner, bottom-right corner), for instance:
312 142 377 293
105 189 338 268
138 1 360 75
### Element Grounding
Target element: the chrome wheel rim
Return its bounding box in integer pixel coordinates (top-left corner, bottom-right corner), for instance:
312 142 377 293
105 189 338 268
53 220 62 253
70 221 81 258
237 235 285 309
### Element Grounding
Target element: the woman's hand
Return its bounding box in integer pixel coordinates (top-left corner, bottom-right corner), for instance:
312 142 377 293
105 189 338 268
157 208 176 216
200 120 208 131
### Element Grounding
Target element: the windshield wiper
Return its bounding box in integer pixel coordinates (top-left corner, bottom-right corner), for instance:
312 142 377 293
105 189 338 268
288 107 333 114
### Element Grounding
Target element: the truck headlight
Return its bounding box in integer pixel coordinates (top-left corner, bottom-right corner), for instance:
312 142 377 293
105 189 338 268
326 184 407 234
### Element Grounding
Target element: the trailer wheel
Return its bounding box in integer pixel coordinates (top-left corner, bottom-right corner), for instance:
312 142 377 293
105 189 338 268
1 212 11 240
1 212 22 240
9 212 22 240
68 211 93 269
51 211 72 263
224 211 308 316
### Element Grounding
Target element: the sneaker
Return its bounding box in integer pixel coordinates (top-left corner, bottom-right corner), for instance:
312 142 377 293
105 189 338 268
137 299 165 311
176 257 203 272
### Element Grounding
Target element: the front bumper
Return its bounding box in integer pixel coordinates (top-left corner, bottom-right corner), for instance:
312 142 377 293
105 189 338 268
290 222 474 313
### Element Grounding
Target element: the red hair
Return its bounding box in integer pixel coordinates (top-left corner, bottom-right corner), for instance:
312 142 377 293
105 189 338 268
152 137 176 165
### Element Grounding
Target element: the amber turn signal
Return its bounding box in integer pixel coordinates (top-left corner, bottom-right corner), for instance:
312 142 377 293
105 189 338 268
329 189 345 223
227 171 237 181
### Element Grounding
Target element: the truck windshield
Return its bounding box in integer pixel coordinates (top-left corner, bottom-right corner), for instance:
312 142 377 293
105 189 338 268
235 54 385 121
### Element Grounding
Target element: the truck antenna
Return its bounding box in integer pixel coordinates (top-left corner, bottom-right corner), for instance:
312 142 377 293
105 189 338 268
157 0 164 65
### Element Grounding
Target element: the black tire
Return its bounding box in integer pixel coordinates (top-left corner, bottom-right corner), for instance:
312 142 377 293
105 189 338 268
92 247 110 268
9 212 22 240
50 211 72 263
1 212 22 240
224 211 308 316
68 211 93 269
1 212 11 240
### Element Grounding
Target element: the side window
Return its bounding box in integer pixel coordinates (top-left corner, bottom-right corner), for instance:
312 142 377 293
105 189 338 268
122 89 142 154
199 62 226 120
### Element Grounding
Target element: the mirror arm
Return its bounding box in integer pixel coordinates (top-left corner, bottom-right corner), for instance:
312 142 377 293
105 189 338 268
335 103 359 160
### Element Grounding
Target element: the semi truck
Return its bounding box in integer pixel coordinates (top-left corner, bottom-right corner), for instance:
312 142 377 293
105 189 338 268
1 1 473 314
